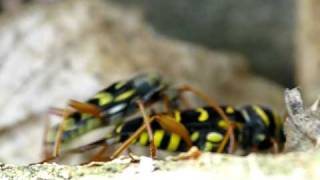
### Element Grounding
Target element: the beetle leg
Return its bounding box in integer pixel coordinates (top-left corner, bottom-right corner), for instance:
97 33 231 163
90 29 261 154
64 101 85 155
52 108 70 157
171 146 202 161
217 124 236 153
88 144 109 162
110 104 192 159
137 100 157 159
271 138 279 154
69 99 101 118
161 94 172 113
178 93 192 109
48 107 74 117
41 113 51 160
177 84 232 125
110 116 157 159
153 114 192 149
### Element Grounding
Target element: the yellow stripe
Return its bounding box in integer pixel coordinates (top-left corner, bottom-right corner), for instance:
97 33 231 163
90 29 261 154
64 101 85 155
115 81 126 89
253 106 270 126
196 108 209 122
94 92 113 106
167 134 181 151
273 111 282 130
174 111 181 122
154 130 165 148
191 131 200 142
114 90 136 102
207 132 223 143
139 132 149 146
218 120 228 129
204 142 217 152
272 111 283 138
115 124 123 134
226 106 235 114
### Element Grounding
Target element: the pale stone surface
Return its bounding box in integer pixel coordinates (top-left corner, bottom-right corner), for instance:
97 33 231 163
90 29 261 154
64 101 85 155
0 0 284 164
1 152 320 179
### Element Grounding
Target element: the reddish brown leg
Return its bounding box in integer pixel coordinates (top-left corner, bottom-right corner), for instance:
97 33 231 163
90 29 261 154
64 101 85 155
230 134 238 153
177 84 236 153
109 99 193 159
153 114 192 149
218 124 236 153
178 94 192 109
162 94 172 113
45 100 102 160
69 99 101 118
127 148 140 163
250 145 258 153
37 138 108 164
137 100 157 159
110 114 193 159
88 144 110 162
38 108 73 164
52 108 70 157
48 107 74 117
42 107 73 159
171 146 202 161
41 113 51 160
43 106 75 159
271 138 279 154
110 116 157 159
177 84 232 126
46 100 103 159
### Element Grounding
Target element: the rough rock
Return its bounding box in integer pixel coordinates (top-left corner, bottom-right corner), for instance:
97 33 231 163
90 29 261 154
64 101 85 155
1 152 320 179
0 0 284 164
284 88 320 152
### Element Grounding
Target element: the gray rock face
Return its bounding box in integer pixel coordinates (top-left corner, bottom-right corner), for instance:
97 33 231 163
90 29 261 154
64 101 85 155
144 0 295 86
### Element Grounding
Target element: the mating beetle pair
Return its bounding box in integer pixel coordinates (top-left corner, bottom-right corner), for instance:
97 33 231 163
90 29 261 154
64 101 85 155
43 73 285 163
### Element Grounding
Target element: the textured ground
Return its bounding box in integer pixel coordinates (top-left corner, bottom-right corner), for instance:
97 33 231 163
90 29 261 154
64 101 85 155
1 152 320 179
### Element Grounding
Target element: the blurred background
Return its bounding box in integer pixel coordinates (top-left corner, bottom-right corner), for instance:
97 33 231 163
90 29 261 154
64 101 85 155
0 0 318 164
0 0 296 86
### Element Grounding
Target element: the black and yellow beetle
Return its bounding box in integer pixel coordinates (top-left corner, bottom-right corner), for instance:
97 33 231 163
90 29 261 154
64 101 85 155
86 104 285 160
45 74 250 161
42 73 242 163
44 73 181 158
110 106 242 154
